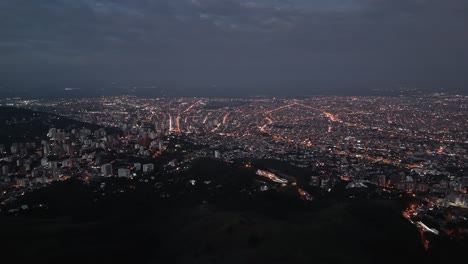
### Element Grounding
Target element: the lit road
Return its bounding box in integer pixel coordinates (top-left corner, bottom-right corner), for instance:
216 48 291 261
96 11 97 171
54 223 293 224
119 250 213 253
176 100 203 132
223 112 230 124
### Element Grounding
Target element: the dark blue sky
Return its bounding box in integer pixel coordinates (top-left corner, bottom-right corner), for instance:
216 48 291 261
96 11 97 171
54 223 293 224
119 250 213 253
1 0 467 97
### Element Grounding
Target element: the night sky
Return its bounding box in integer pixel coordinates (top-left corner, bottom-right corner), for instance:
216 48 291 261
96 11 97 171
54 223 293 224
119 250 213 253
1 0 467 97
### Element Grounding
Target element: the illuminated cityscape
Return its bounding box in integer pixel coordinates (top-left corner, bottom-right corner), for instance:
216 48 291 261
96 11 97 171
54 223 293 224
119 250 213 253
1 95 467 259
1 0 468 262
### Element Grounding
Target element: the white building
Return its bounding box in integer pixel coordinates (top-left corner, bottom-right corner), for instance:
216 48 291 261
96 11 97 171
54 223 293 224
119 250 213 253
143 163 154 173
118 168 131 178
1 165 9 176
10 144 18 154
134 163 142 171
62 159 72 167
101 163 113 176
168 159 177 167
48 161 59 169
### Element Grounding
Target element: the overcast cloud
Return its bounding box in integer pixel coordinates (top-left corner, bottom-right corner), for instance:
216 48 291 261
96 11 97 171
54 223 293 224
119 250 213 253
0 0 467 96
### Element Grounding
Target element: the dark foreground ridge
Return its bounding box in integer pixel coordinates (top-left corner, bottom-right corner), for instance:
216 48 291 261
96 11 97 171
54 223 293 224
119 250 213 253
1 158 428 264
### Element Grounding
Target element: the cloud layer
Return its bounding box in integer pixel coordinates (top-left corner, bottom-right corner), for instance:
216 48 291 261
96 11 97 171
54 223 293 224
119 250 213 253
1 0 467 95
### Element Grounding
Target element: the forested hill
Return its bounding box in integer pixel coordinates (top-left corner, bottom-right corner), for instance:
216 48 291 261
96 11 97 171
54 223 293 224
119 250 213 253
0 106 120 147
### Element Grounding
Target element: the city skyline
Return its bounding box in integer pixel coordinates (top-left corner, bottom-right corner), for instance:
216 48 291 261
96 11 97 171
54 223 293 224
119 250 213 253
1 94 467 263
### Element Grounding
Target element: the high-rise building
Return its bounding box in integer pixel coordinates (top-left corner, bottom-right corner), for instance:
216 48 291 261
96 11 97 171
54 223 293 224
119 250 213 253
48 161 59 169
48 128 57 138
321 178 330 189
1 165 8 176
168 160 177 167
118 168 131 178
62 159 72 167
462 176 468 187
63 144 71 154
10 144 18 154
310 175 321 187
158 139 164 150
43 145 50 155
134 163 142 171
143 163 154 173
101 163 113 177
378 175 386 187
214 150 221 159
